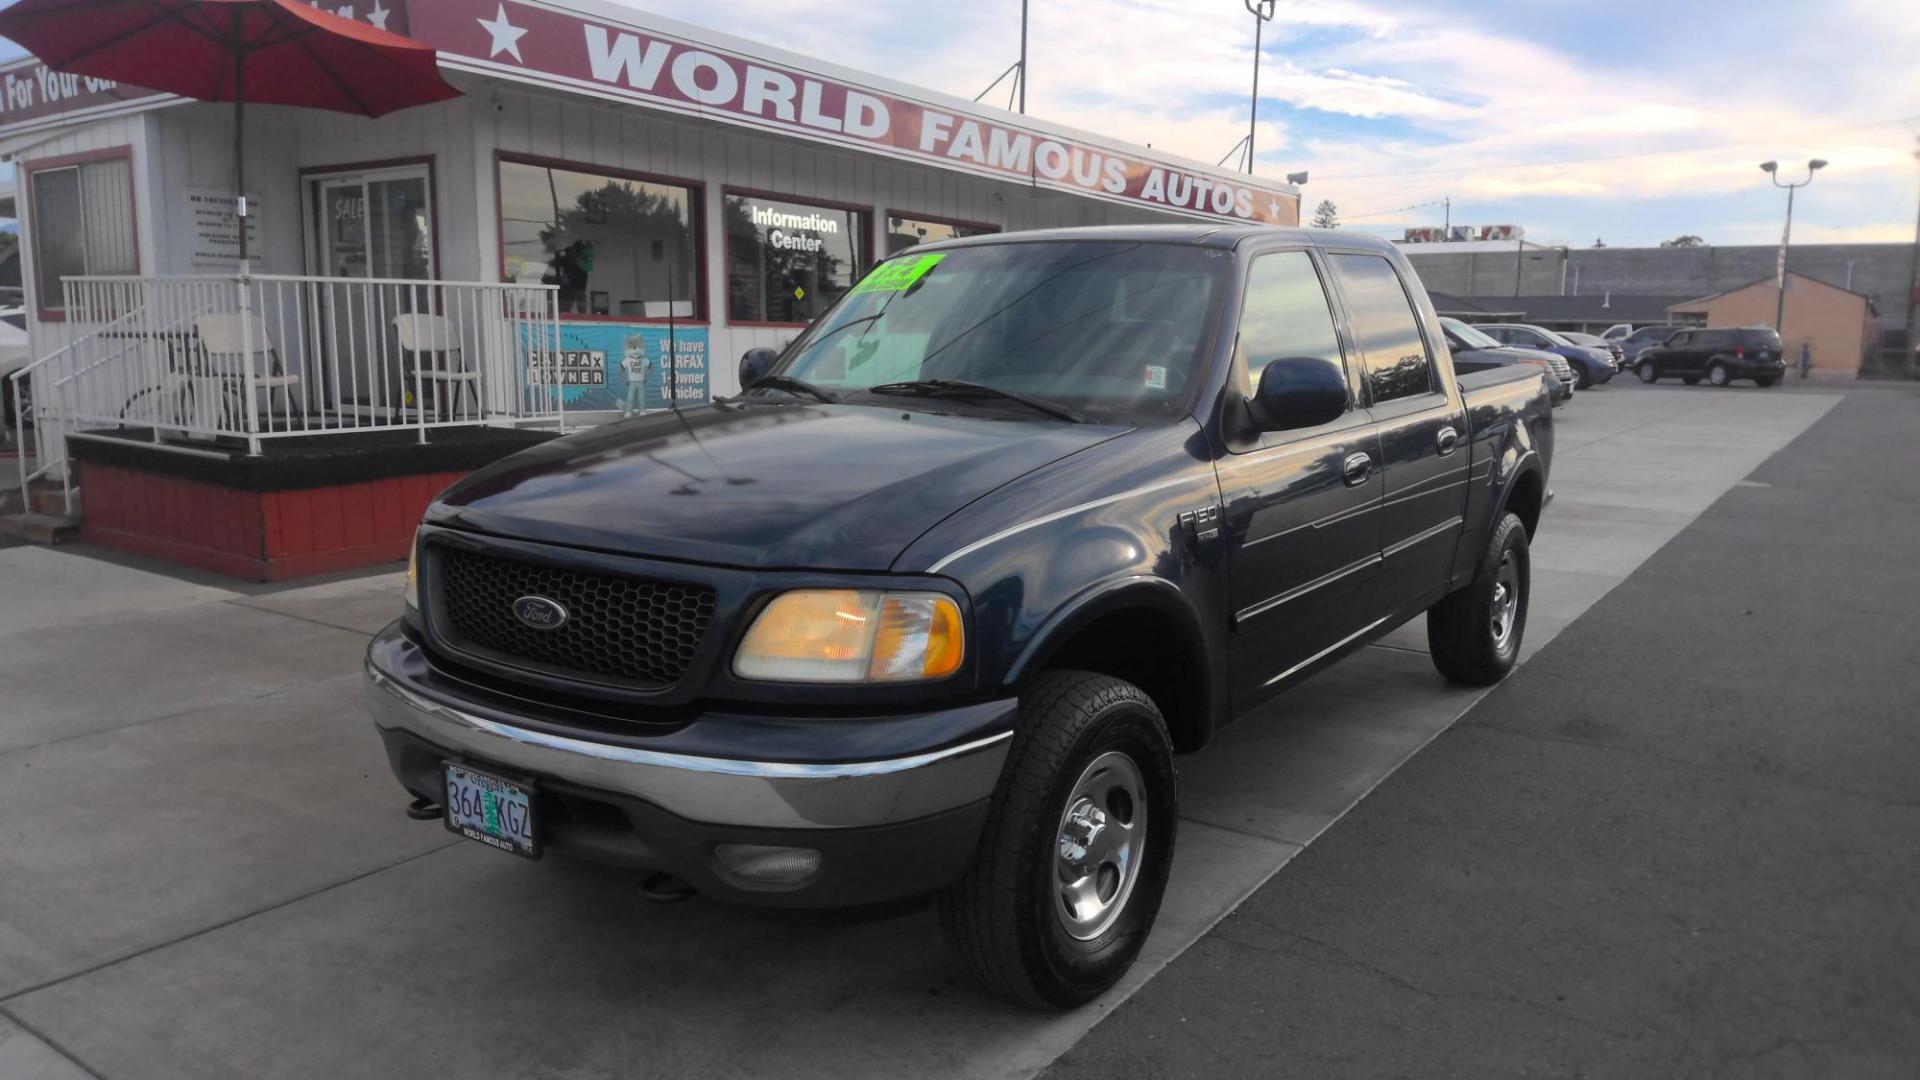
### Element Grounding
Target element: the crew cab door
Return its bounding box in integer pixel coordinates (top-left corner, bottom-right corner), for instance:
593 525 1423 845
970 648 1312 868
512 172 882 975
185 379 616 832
1325 252 1470 618
1216 249 1384 714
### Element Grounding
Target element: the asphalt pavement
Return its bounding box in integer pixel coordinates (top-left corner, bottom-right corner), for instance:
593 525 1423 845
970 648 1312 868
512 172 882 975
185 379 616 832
0 381 1890 1079
1043 382 1920 1079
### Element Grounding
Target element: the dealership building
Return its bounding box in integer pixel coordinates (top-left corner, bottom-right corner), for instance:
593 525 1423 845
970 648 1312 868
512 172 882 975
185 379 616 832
0 0 1299 576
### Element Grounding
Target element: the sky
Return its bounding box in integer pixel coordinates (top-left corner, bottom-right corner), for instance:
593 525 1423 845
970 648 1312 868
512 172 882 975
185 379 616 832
1 0 1914 249
622 0 1920 249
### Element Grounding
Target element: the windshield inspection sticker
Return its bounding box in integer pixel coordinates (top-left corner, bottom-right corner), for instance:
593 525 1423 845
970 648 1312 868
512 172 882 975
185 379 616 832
1144 364 1169 390
848 253 946 296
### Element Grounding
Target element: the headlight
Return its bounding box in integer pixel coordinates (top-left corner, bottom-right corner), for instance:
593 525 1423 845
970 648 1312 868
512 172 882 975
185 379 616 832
405 536 420 610
734 589 964 683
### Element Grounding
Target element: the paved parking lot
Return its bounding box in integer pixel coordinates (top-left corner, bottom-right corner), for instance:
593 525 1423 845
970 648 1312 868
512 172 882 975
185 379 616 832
0 383 1847 1079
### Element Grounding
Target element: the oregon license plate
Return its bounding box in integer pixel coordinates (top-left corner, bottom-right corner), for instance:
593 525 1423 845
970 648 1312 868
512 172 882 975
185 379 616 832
443 763 538 858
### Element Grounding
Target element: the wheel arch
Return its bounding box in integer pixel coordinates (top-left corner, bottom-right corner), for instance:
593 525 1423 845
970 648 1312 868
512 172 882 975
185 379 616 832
1004 576 1220 754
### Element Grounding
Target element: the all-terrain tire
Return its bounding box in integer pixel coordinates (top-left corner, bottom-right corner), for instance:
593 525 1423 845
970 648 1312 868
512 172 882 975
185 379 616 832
938 670 1177 1009
1428 511 1530 686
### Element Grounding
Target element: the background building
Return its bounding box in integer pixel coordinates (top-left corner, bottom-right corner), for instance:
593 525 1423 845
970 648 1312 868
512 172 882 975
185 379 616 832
1669 272 1874 376
1400 239 1914 376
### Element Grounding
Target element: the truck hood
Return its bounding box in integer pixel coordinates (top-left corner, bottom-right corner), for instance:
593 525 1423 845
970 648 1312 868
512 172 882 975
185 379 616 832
429 403 1124 570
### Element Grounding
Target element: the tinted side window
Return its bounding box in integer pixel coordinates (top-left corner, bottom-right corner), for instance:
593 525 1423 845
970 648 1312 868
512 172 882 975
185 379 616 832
1237 251 1346 392
1330 253 1434 404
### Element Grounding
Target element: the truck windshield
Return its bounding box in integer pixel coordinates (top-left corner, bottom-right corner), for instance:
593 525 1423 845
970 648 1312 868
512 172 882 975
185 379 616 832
764 241 1230 423
1443 319 1502 350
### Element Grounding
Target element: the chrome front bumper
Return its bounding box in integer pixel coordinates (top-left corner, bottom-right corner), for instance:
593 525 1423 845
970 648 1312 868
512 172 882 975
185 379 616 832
364 650 1014 832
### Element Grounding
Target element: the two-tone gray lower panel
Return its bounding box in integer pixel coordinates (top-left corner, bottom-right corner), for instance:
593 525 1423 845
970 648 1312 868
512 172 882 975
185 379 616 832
364 663 1013 831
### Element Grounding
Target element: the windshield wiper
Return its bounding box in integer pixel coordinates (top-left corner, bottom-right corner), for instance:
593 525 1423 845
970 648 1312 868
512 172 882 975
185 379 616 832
746 375 841 404
865 379 1090 423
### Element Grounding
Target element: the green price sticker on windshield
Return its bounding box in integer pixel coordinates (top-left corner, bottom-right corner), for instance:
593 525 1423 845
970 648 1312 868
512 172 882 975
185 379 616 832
848 253 945 296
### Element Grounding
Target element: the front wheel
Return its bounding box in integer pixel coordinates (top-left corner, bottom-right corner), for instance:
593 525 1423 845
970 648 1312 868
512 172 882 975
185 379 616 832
1428 512 1530 685
1574 366 1593 390
939 671 1178 1009
1638 362 1659 383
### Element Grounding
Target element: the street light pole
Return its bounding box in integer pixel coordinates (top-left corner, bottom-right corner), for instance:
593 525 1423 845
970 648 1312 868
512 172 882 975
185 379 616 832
1244 0 1275 174
1760 158 1826 337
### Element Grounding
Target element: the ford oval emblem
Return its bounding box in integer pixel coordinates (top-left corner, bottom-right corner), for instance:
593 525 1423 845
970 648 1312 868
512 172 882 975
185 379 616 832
512 595 569 630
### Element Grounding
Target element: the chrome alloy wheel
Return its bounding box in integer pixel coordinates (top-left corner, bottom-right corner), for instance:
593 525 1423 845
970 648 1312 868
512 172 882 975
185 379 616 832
1053 750 1148 941
1489 550 1520 651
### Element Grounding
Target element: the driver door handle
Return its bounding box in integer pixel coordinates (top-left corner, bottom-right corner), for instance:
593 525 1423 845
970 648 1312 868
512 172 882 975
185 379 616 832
1436 425 1460 456
1341 451 1373 487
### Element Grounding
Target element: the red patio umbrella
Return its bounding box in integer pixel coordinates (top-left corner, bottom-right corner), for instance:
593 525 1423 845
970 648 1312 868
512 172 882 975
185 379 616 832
0 0 462 262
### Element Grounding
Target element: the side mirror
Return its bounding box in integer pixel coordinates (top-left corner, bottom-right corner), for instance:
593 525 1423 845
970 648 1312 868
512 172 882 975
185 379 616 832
738 347 778 389
1249 357 1349 432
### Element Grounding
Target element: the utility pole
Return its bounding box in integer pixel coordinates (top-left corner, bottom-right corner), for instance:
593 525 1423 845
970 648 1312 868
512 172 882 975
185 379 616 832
1018 0 1027 113
1905 141 1919 378
1442 196 1450 236
1243 1 1275 173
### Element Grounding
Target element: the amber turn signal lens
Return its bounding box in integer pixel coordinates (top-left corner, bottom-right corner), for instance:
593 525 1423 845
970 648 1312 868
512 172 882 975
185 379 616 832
734 589 964 683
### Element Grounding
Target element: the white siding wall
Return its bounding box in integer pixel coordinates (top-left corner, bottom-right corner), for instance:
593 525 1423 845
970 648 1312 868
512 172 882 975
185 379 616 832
12 76 1189 400
484 84 1183 396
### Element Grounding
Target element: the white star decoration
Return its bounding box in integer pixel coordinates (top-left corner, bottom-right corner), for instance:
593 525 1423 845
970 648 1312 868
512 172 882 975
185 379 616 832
1268 197 1283 220
367 1 389 30
478 3 528 63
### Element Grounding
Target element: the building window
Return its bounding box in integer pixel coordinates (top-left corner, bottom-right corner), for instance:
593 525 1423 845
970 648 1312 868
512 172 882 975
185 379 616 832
28 152 137 315
498 156 700 320
884 213 998 257
725 192 868 324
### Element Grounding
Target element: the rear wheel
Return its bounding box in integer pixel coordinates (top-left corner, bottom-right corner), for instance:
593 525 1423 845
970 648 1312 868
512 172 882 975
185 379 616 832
1428 512 1530 685
1638 362 1659 383
1708 361 1731 387
939 670 1178 1009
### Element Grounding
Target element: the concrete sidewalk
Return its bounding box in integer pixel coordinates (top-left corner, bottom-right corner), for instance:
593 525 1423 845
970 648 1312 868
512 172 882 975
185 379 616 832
1043 385 1920 1078
0 384 1854 1078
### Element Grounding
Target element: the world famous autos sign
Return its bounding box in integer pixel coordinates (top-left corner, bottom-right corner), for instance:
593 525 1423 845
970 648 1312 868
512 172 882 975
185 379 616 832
401 0 1300 226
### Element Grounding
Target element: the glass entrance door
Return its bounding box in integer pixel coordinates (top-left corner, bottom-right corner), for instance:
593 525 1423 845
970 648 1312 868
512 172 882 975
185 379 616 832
308 165 435 421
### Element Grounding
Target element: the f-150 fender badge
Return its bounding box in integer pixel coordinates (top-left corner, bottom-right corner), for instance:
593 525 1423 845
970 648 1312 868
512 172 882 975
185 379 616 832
1178 505 1223 543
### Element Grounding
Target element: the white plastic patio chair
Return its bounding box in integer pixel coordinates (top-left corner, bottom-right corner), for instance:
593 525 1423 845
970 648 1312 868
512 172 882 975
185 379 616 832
393 313 479 421
194 312 301 432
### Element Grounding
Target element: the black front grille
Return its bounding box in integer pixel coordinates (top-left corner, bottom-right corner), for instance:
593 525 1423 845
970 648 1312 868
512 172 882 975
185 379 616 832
433 546 717 689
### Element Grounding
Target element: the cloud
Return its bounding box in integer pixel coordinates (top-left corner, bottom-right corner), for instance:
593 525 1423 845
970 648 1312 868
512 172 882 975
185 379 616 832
618 0 1917 247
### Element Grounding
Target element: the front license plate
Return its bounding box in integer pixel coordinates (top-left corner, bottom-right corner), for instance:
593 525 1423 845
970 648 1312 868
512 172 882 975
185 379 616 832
443 763 539 858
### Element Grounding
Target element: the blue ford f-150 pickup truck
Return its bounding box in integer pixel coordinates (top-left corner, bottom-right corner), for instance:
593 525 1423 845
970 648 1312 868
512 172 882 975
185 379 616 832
366 225 1552 1008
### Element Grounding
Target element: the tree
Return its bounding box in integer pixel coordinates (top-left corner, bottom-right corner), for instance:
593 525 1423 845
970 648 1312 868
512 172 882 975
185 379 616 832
1311 200 1340 229
1660 234 1705 248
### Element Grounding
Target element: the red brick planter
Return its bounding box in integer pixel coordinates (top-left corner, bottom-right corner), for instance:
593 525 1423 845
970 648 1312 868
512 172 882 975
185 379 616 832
77 462 470 580
67 428 556 582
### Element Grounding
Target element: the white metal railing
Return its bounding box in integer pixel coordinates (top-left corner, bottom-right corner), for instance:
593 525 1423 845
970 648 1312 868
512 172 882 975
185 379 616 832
12 273 570 508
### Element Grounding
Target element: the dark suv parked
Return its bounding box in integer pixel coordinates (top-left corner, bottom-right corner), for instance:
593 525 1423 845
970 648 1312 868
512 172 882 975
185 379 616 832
1635 327 1786 387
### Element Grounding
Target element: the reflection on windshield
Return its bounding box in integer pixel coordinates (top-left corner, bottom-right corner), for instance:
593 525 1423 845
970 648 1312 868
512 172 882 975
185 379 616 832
765 241 1230 423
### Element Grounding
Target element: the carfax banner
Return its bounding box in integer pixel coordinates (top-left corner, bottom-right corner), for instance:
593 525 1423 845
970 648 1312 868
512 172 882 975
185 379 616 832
525 321 710 411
